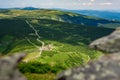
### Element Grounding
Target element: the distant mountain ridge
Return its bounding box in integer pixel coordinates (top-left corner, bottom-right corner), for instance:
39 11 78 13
0 7 40 10
1 7 120 21
21 7 40 10
68 10 120 21
0 9 120 28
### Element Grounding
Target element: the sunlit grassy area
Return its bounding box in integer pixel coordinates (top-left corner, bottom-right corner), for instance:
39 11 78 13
24 73 56 80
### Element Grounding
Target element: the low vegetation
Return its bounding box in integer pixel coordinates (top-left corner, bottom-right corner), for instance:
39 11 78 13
0 9 115 80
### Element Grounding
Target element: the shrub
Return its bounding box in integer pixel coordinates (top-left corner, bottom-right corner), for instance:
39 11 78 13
18 62 65 74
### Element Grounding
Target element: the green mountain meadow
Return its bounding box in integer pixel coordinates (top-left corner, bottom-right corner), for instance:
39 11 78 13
0 9 115 80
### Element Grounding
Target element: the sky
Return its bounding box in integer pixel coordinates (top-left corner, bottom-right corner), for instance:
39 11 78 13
0 0 120 10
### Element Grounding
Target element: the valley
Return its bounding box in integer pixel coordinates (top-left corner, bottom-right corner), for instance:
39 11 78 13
0 9 115 80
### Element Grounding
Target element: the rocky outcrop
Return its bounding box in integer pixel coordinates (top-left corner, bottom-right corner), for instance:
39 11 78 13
56 28 120 80
0 53 27 80
89 28 120 53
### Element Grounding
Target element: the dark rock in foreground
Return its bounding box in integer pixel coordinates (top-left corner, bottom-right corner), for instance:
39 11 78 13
0 53 27 80
56 27 120 80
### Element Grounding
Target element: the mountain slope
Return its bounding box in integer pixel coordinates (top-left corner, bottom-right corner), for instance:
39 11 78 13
0 19 114 76
0 19 114 56
0 9 115 80
0 9 114 64
0 9 120 28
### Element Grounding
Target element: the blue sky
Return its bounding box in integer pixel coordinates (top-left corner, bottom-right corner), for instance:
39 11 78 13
0 0 120 10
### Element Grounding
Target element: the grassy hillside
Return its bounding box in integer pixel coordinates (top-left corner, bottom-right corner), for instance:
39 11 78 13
0 9 114 80
0 9 120 28
0 19 114 54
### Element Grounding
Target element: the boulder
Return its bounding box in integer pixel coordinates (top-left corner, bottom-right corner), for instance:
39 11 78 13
89 28 120 53
0 53 27 80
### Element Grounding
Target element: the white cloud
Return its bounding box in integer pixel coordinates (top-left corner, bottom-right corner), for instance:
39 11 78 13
82 2 92 6
81 0 95 6
100 2 112 5
20 3 28 7
90 0 95 2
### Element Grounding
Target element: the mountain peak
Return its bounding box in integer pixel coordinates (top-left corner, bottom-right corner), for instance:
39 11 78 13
22 7 40 10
